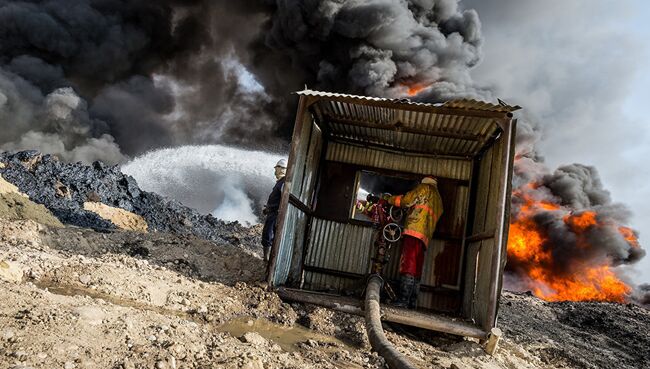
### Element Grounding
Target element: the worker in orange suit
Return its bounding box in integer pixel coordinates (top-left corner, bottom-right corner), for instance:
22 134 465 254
386 176 443 308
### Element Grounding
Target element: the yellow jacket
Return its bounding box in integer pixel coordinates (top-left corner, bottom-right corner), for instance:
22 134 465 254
387 183 443 247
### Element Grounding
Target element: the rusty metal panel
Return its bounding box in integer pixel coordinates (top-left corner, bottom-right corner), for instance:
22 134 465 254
299 124 323 205
272 203 306 285
302 218 375 293
290 115 314 199
326 142 472 180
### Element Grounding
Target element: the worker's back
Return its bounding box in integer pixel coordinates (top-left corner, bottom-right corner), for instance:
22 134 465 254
400 183 443 246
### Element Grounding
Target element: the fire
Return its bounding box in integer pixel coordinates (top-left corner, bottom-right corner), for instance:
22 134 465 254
507 186 633 303
619 226 640 248
405 83 430 96
564 211 597 231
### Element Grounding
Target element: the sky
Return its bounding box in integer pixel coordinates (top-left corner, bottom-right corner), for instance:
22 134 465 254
463 0 650 283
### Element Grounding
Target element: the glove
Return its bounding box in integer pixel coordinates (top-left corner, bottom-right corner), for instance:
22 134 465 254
366 194 380 203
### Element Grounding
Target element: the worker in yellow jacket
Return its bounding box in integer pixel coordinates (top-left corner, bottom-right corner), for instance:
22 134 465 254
387 176 443 308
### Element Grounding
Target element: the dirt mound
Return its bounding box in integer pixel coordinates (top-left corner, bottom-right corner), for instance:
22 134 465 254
83 202 148 232
1 174 63 228
0 150 260 252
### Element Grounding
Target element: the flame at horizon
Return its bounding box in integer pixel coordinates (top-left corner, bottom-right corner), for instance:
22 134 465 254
506 178 640 303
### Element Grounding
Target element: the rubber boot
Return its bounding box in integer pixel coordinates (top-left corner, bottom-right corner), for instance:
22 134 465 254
409 279 420 309
393 274 415 308
263 247 270 262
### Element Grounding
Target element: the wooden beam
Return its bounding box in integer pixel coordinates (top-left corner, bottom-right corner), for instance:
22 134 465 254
303 265 365 280
466 231 496 242
276 287 488 339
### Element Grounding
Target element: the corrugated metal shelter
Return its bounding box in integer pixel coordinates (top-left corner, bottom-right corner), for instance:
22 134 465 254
267 89 519 339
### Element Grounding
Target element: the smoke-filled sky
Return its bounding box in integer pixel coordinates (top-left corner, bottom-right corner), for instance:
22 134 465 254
463 0 650 284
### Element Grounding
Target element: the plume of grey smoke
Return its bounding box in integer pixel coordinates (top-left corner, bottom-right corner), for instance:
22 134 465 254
0 0 280 162
634 284 650 307
252 0 488 104
0 68 125 164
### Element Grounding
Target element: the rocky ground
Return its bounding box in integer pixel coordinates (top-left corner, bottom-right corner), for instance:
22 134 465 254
1 152 649 369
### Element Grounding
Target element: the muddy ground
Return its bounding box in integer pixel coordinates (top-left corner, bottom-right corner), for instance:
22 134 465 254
1 213 649 368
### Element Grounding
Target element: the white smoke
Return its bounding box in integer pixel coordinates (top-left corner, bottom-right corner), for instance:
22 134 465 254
121 145 285 225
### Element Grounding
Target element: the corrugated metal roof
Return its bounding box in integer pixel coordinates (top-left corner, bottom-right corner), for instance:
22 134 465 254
298 89 515 157
296 89 521 114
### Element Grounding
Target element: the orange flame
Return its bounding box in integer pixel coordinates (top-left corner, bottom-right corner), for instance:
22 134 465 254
507 186 632 303
564 211 597 231
405 83 429 96
619 226 640 248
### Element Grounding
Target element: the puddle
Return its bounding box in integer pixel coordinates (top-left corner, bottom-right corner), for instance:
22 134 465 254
32 280 195 322
216 317 351 353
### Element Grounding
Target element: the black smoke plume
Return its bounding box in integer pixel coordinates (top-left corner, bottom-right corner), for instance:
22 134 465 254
0 0 485 162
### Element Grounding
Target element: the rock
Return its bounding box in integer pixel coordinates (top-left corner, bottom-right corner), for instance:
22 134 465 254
73 306 105 326
55 181 71 199
2 328 14 340
241 359 264 369
64 361 75 369
79 274 91 285
0 260 23 283
240 332 267 346
122 358 135 369
155 361 167 369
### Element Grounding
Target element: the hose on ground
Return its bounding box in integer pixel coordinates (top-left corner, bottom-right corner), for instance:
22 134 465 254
365 274 418 369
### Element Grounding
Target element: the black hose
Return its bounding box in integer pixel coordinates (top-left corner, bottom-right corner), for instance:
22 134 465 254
365 274 418 369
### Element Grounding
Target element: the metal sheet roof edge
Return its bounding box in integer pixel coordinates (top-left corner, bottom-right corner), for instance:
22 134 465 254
295 89 521 115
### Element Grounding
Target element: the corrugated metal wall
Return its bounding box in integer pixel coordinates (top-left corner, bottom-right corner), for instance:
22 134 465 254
326 142 472 180
272 113 323 287
303 218 376 292
273 203 306 285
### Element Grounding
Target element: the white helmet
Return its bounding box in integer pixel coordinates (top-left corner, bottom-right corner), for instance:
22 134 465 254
275 159 288 168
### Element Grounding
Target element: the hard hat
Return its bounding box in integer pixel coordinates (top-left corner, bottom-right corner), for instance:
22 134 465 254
421 176 437 185
275 159 288 168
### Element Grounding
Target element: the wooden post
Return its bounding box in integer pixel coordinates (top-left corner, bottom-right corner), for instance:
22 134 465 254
485 327 503 355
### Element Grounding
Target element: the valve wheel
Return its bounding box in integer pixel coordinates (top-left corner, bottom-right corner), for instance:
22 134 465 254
383 223 402 242
389 206 404 222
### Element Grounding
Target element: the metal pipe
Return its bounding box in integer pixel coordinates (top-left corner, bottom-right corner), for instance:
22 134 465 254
365 275 418 369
